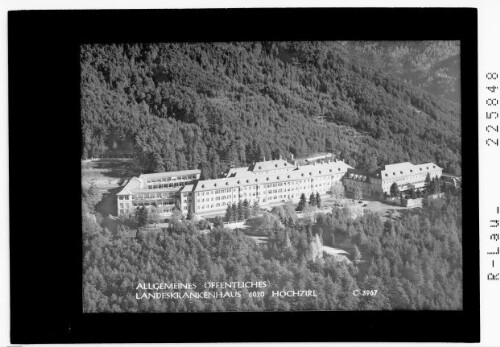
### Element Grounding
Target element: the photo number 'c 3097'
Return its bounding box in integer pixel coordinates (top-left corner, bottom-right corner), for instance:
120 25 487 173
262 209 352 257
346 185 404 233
352 289 378 297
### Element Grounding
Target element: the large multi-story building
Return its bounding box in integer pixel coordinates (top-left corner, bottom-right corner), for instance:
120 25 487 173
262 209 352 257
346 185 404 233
116 170 201 216
193 159 352 216
116 158 352 217
116 159 443 218
343 162 442 198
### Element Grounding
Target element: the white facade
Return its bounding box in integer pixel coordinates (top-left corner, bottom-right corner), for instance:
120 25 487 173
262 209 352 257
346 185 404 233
343 162 443 198
116 169 201 216
376 162 442 194
192 159 352 216
115 159 443 218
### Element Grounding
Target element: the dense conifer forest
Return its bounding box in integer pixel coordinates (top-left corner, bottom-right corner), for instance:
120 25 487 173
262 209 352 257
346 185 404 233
81 41 461 177
83 187 462 311
342 41 460 103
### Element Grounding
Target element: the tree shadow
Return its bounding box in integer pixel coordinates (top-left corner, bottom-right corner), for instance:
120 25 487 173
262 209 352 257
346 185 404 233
96 186 123 217
91 159 139 179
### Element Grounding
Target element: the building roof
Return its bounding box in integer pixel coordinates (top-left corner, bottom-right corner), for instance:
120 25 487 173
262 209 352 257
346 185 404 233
250 159 294 173
116 169 200 196
180 184 195 193
373 162 442 179
139 169 200 181
193 160 352 192
118 186 180 196
345 168 375 182
225 166 251 177
305 152 334 162
135 187 180 194
116 177 143 195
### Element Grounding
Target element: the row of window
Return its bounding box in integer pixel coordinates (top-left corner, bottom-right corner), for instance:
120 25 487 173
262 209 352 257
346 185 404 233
196 178 336 197
197 188 235 196
132 200 175 206
147 181 189 190
383 169 441 179
145 174 198 184
195 183 330 204
382 173 440 187
196 175 342 196
118 205 175 215
130 192 177 199
197 190 328 211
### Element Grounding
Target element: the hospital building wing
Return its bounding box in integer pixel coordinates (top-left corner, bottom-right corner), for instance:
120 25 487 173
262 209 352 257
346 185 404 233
342 162 443 198
116 158 442 218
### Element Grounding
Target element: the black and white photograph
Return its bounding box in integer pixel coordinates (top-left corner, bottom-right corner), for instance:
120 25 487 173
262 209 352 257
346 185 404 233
81 40 464 313
8 7 486 344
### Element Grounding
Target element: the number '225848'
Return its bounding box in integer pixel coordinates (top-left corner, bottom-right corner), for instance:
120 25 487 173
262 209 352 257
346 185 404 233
486 72 499 146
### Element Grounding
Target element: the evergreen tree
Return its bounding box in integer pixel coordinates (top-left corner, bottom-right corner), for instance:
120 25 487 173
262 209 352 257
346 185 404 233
237 200 244 221
315 192 322 208
252 200 260 216
136 206 148 227
429 178 436 195
435 177 442 194
309 193 316 206
214 215 224 228
243 199 251 219
84 182 102 212
390 182 400 198
425 173 431 185
408 188 416 199
353 245 362 262
330 181 346 200
297 193 307 211
422 195 429 207
231 204 238 222
148 205 161 227
174 199 181 212
354 186 363 201
171 207 183 221
186 205 194 220
225 203 234 222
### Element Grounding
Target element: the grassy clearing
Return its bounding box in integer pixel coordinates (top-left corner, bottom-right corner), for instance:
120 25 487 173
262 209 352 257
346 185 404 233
82 159 139 217
81 159 137 189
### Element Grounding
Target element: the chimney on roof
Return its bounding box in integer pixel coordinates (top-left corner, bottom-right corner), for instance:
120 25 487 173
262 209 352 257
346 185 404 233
291 153 294 160
279 154 282 160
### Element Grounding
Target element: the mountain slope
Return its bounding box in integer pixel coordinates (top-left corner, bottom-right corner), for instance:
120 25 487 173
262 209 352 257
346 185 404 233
342 41 461 103
81 41 462 176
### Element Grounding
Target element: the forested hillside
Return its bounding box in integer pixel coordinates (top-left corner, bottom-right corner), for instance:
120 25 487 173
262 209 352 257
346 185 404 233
342 41 461 103
83 188 463 312
81 41 462 177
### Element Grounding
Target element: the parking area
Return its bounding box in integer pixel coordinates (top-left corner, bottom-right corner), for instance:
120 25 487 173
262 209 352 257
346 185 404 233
362 200 407 220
